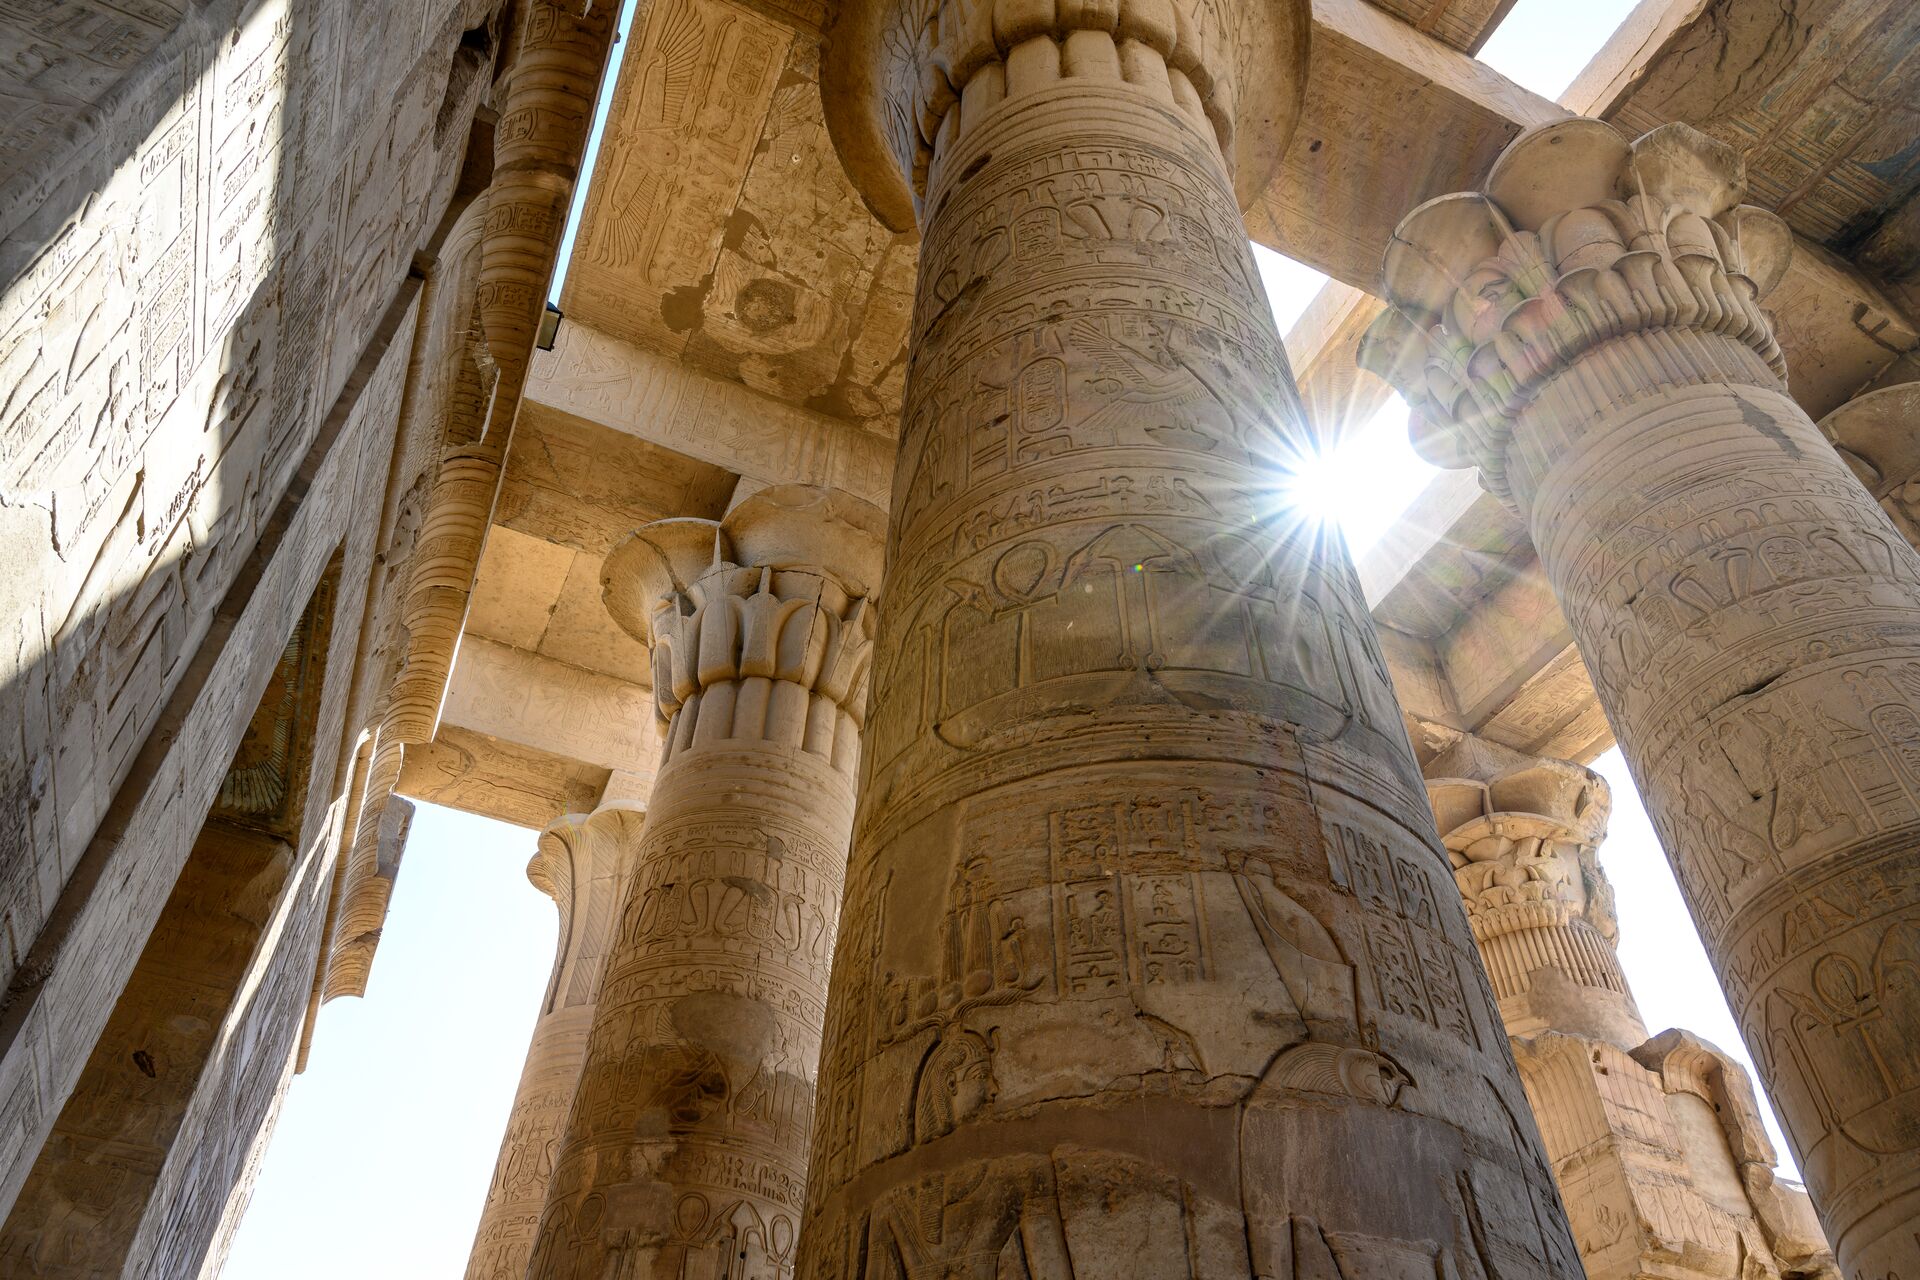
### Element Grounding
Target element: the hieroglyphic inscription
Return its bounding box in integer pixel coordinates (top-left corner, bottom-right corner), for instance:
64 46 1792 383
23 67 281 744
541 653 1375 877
1528 389 1920 1255
798 66 1578 1279
1362 117 1920 1275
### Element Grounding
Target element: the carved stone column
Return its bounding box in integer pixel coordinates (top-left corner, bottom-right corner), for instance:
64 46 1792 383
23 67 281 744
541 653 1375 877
463 804 646 1280
796 5 1580 1276
1426 734 1837 1280
1426 737 1643 1048
1362 118 1920 1276
525 485 882 1279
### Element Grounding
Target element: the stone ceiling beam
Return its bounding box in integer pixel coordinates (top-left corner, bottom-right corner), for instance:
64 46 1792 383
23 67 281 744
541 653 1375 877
1249 0 1563 294
523 322 893 510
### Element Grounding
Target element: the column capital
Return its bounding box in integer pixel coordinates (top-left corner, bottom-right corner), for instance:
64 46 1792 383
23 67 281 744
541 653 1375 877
601 484 886 760
1822 382 1920 495
525 806 646 1018
819 0 1306 227
527 807 647 912
1423 733 1645 1048
1358 119 1794 505
1424 735 1614 946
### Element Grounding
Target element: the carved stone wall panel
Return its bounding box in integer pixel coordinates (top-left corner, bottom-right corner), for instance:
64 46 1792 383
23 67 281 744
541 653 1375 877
0 267 423 1220
1598 0 1920 255
561 0 794 362
688 38 910 428
0 823 294 1277
0 0 488 1020
0 1 189 201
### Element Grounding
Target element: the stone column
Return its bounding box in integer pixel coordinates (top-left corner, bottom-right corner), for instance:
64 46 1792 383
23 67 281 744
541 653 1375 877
525 485 883 1279
1426 734 1837 1280
1426 737 1644 1048
463 804 646 1280
1361 117 1920 1277
796 5 1580 1275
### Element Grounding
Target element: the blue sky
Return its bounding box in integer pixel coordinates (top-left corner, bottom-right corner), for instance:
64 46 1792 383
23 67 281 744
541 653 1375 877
223 3 1802 1276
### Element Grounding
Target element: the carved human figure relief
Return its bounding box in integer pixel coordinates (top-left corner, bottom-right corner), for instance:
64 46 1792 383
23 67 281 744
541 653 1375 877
794 2 1581 1276
1362 117 1920 1279
1423 733 1840 1280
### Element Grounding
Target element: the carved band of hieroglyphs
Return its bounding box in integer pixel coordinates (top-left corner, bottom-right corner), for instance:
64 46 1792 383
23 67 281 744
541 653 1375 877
526 487 877 1280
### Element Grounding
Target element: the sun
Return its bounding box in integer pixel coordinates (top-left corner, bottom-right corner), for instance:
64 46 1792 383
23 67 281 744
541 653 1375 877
1267 396 1436 559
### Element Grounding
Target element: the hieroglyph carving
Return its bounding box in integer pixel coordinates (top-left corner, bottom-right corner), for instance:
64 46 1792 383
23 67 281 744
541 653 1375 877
526 486 882 1279
796 4 1581 1275
326 0 619 997
1362 117 1920 1277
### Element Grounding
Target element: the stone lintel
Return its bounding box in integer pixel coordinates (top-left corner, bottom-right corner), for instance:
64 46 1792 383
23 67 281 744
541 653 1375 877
524 322 893 511
396 727 611 833
1247 0 1563 293
440 636 661 784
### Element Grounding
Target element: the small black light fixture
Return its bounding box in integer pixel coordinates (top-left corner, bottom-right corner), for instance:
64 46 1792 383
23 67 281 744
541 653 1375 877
537 302 562 351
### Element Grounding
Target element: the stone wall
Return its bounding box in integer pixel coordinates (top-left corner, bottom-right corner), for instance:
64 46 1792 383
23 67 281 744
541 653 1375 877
0 0 515 1244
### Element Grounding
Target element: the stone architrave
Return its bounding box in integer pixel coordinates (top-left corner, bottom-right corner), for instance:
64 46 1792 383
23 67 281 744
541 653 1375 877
464 804 647 1280
1361 117 1920 1277
525 485 883 1278
791 3 1582 1275
1425 734 1838 1280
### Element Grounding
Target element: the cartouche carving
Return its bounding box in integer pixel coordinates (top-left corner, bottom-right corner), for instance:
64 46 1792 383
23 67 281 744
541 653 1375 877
1364 117 1920 1277
526 485 882 1280
799 6 1582 1276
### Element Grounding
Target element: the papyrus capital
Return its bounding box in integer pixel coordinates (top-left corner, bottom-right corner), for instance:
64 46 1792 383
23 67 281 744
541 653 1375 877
1358 119 1794 504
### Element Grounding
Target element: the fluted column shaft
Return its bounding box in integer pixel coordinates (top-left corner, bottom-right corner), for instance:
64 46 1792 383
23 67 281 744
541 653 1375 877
465 806 646 1280
527 488 882 1279
798 4 1580 1273
1363 119 1920 1276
